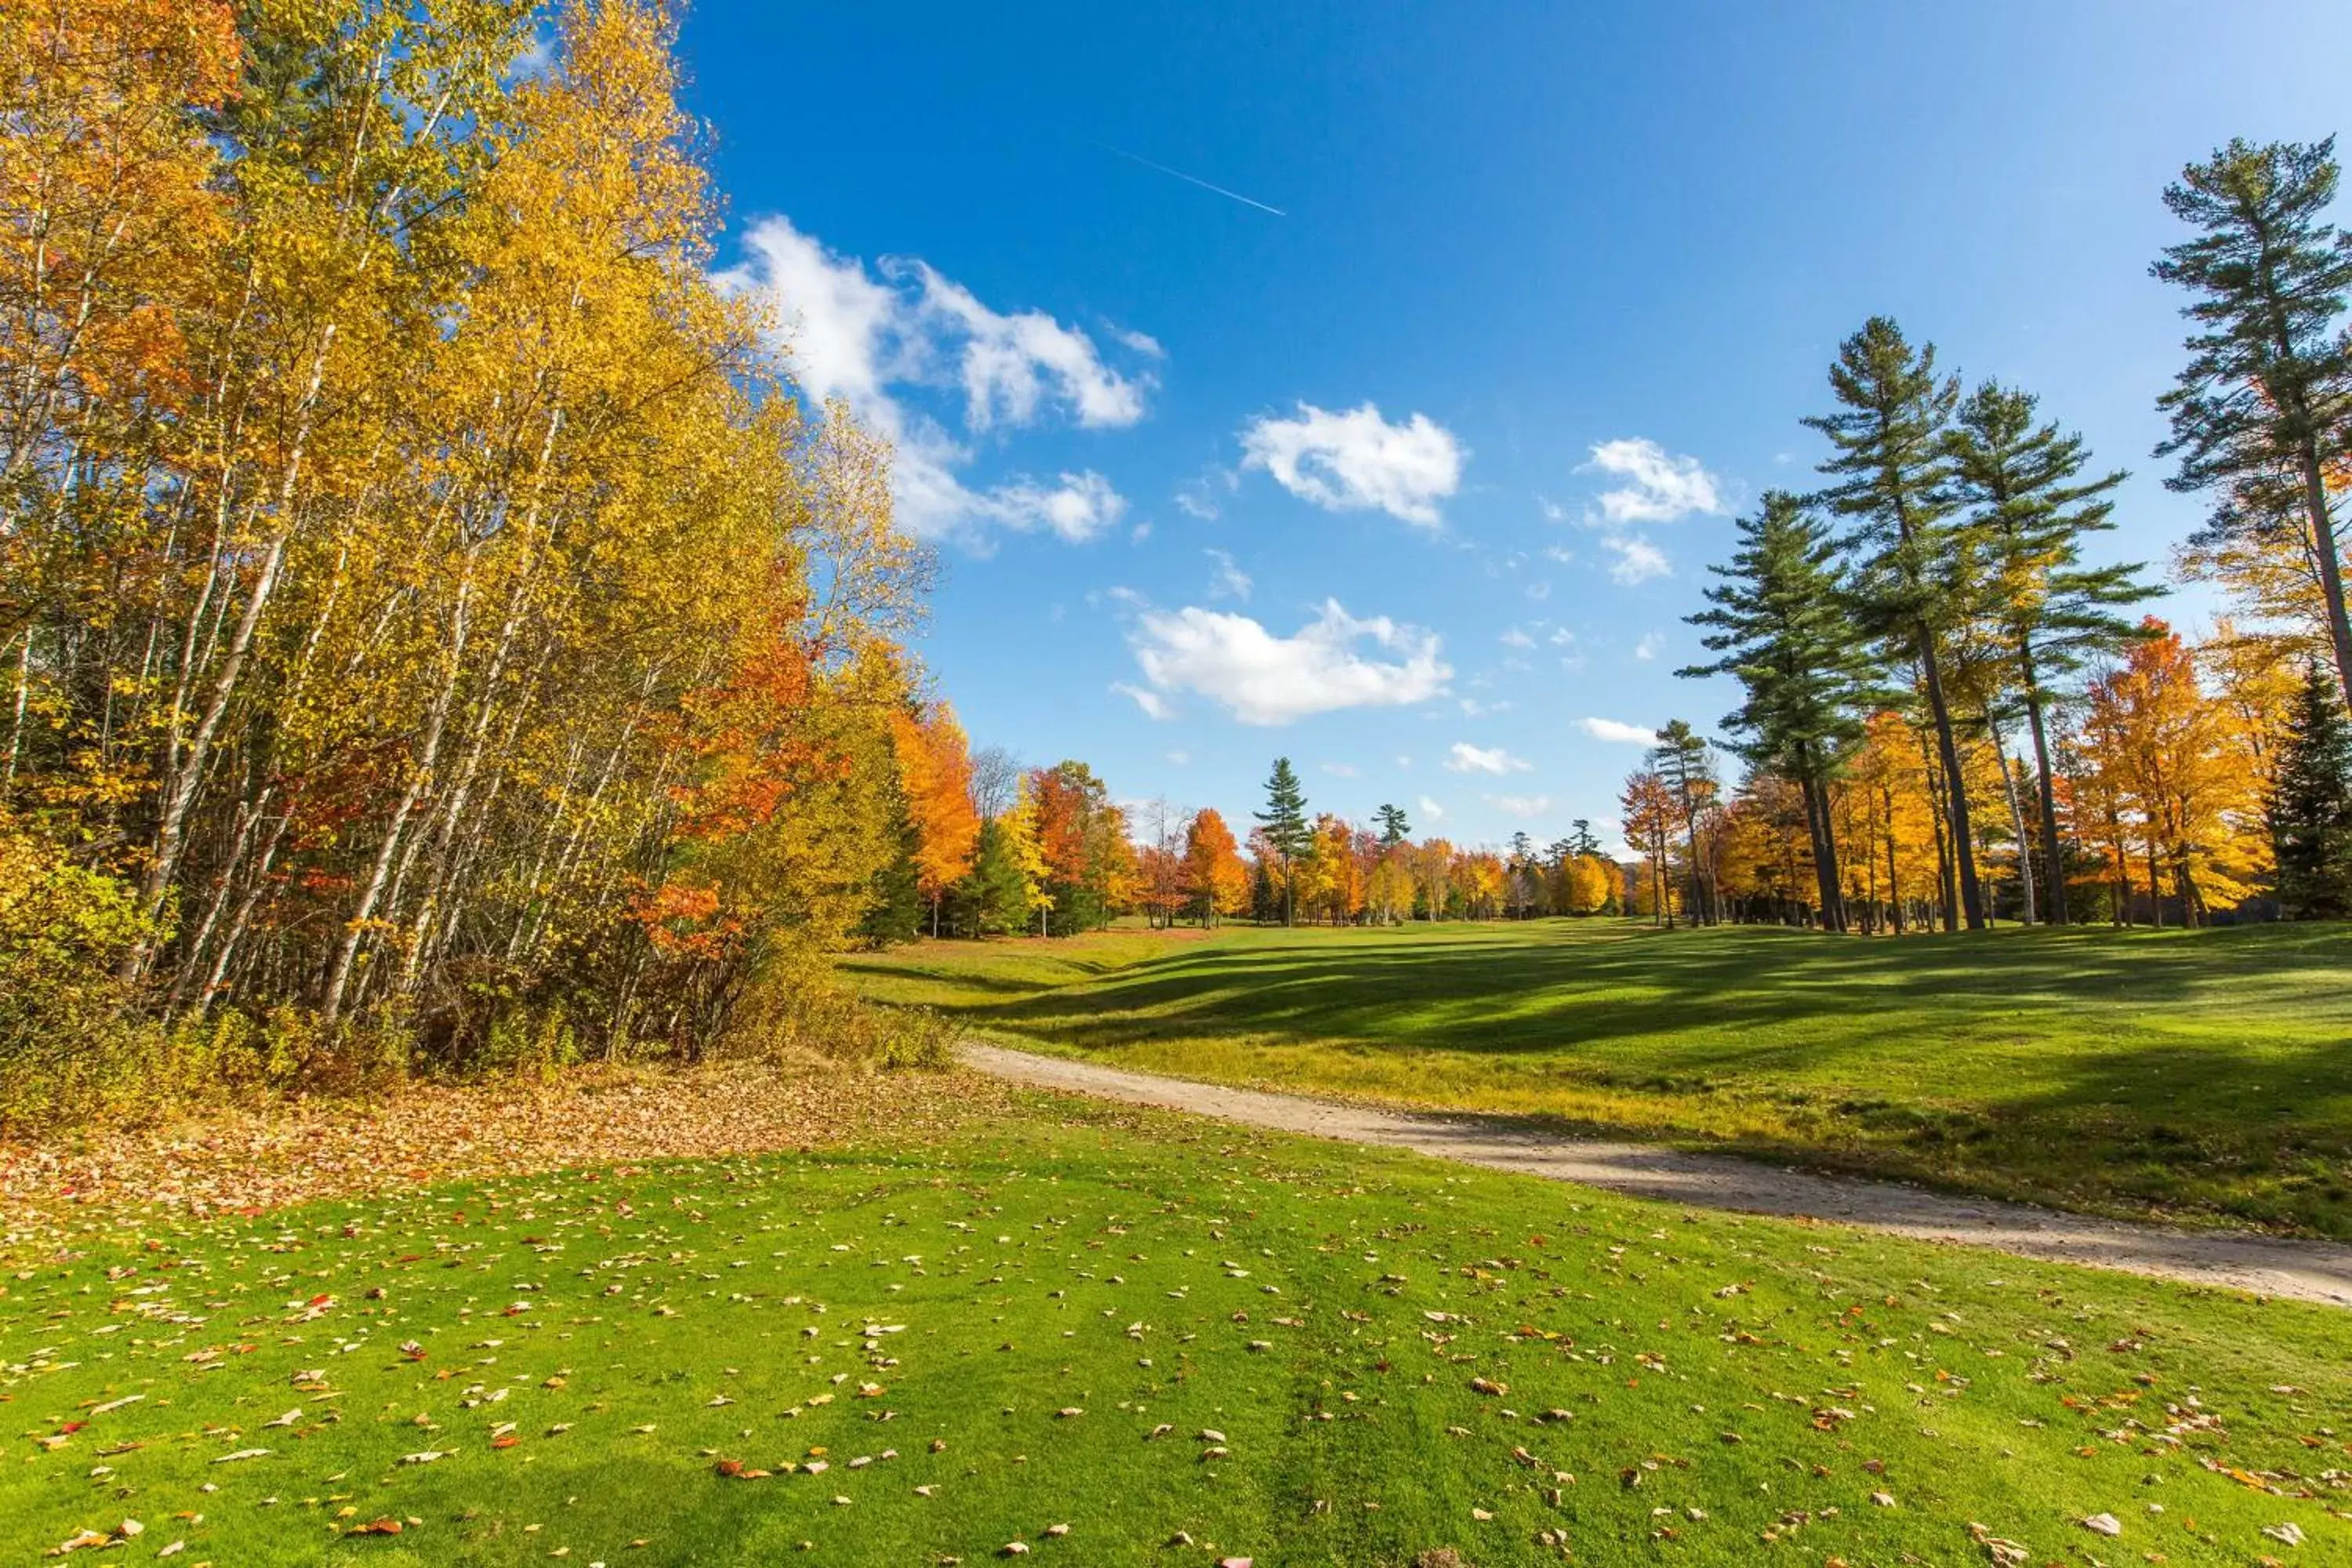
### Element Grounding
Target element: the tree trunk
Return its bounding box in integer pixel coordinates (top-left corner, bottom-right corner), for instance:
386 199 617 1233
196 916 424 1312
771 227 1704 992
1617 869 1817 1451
1915 628 1986 927
1794 748 1845 933
1916 716 1956 931
2282 358 2352 710
2019 638 2068 925
1992 727 2035 925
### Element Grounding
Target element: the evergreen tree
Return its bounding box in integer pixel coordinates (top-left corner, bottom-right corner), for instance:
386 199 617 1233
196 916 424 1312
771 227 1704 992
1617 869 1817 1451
1803 316 1987 930
2270 663 2352 919
1249 857 1280 925
1648 720 1721 925
1566 818 1602 858
1374 802 1411 846
2153 138 2352 708
1946 383 2154 924
857 802 924 946
1254 757 1312 925
1682 491 1879 931
954 818 1033 936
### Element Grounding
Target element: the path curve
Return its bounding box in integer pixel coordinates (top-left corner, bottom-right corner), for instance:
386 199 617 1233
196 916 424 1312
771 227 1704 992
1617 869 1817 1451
964 1044 2352 1310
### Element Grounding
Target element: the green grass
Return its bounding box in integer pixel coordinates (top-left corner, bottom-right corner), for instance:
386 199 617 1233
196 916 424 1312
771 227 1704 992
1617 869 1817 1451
3 1093 2346 1565
846 919 2352 1238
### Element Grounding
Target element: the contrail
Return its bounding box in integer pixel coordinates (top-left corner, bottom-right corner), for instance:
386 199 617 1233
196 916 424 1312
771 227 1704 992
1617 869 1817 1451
1093 142 1287 217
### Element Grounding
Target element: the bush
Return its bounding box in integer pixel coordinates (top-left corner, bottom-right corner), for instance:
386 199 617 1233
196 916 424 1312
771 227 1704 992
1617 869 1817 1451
0 821 163 1128
724 971 956 1072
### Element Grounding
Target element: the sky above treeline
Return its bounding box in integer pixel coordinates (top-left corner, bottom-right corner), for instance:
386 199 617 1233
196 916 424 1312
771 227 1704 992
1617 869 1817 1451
670 0 2352 852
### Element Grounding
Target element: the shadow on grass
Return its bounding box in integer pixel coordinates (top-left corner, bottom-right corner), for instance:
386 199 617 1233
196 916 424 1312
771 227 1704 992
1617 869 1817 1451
904 920 2352 1233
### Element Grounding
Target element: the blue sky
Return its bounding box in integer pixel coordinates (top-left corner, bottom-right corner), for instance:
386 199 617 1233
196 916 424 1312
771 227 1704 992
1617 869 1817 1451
677 0 2352 851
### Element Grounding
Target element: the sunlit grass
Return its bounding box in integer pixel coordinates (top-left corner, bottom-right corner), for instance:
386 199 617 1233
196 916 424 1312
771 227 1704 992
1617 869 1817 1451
4 1094 2344 1565
848 919 2352 1237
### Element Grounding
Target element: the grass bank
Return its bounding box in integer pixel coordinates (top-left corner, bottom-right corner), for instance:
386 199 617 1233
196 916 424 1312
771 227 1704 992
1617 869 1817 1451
2 1091 2345 1565
847 919 2352 1238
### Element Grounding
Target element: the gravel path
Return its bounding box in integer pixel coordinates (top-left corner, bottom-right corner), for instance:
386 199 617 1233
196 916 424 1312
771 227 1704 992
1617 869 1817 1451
965 1043 2352 1310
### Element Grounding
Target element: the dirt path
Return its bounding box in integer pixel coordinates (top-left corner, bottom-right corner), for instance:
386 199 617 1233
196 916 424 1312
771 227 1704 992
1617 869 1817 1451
965 1044 2352 1310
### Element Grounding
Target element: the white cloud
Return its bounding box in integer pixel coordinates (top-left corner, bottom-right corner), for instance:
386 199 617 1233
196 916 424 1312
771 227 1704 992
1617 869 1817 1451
1205 548 1252 601
1166 750 1191 765
1445 742 1531 775
1112 681 1172 720
910 263 1149 431
1240 401 1466 526
1581 437 1725 525
715 215 1153 546
1578 717 1658 746
1602 534 1671 584
1127 599 1451 726
1634 630 1664 661
1417 794 1447 822
1174 466 1238 521
1486 793 1553 818
1500 627 1536 650
977 472 1127 543
1322 762 1359 778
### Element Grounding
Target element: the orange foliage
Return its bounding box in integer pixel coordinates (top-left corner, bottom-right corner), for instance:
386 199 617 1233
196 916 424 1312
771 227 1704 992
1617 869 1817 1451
891 702 979 902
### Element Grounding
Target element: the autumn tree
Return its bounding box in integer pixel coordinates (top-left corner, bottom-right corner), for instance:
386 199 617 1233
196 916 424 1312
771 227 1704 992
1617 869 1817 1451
1028 760 1131 935
1135 797 1189 928
2077 620 2270 925
0 1 939 1066
893 702 980 937
2153 137 2352 707
2268 663 2352 918
1648 721 1722 924
1806 318 1990 928
1182 807 1249 926
1619 769 1679 928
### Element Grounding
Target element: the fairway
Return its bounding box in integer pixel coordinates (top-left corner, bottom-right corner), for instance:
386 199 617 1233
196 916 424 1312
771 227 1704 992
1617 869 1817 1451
5 1091 2347 1566
847 920 2352 1239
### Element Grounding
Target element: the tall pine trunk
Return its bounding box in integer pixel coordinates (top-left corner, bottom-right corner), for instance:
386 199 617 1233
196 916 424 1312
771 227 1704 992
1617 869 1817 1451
2292 441 2352 710
1914 628 1986 927
1794 742 1846 932
1992 727 2035 924
2018 639 2069 925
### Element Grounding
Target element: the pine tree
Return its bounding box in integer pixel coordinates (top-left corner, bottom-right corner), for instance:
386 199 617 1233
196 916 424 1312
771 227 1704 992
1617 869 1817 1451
954 818 1033 936
2270 663 2352 919
858 802 924 946
1804 316 1987 930
1682 491 1880 931
2153 138 2352 709
1566 818 1602 858
1255 757 1311 925
1947 383 2154 924
1374 802 1411 846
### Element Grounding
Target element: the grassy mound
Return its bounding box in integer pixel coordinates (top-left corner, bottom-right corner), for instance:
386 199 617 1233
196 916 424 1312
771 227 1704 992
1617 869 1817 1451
3 1094 2343 1564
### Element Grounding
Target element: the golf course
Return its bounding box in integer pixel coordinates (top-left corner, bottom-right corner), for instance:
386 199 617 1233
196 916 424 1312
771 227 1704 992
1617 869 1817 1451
848 920 2352 1240
5 1067 2348 1566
